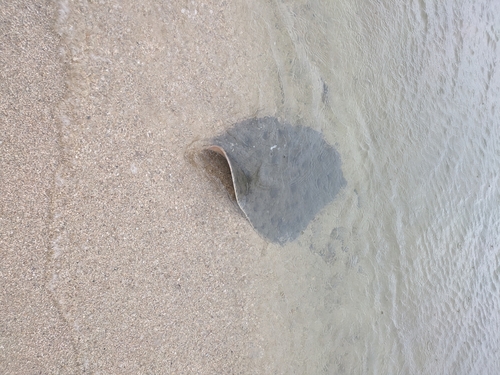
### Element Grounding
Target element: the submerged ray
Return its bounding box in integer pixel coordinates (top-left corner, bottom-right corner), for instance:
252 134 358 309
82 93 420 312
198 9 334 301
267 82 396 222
208 116 346 244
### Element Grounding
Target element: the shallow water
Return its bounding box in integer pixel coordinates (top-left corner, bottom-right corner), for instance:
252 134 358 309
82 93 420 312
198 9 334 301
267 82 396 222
248 0 500 373
53 0 499 373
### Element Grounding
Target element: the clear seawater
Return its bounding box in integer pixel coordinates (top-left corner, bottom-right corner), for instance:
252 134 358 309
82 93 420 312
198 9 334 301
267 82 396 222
245 0 500 373
54 0 500 373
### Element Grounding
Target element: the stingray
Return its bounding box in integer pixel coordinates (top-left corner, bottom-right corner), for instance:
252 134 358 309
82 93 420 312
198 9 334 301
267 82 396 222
206 116 346 245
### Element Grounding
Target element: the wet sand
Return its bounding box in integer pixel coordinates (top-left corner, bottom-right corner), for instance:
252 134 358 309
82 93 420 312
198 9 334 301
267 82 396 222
1 2 75 372
1 1 277 373
4 1 495 374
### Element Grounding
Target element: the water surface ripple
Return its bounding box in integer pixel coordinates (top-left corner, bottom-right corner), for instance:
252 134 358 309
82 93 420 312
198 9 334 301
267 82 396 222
248 0 500 373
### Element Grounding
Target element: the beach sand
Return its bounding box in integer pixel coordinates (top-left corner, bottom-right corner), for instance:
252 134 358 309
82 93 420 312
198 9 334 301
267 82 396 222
1 1 282 373
1 2 76 372
5 1 499 374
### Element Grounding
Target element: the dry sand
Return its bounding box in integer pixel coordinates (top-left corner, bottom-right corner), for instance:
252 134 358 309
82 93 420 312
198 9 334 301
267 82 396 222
1 1 283 373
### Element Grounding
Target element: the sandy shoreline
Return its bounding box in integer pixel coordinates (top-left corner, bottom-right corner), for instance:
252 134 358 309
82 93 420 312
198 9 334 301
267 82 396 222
1 1 275 373
4 1 498 374
1 1 75 372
